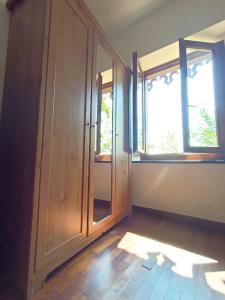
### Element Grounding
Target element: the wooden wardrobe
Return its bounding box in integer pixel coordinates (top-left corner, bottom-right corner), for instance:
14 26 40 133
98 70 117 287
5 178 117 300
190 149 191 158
0 0 131 299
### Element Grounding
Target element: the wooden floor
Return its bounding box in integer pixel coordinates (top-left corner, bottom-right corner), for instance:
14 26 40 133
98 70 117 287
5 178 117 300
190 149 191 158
31 210 225 300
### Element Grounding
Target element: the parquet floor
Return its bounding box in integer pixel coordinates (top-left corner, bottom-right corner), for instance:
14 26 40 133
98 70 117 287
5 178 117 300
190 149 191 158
32 210 225 300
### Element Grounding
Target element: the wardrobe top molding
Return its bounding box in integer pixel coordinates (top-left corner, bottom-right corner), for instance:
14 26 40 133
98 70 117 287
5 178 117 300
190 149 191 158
6 0 130 70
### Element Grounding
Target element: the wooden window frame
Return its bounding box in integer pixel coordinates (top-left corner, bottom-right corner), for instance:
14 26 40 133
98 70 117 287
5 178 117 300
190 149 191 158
133 40 225 162
96 73 103 156
133 52 147 154
133 52 138 152
137 60 146 153
179 39 225 155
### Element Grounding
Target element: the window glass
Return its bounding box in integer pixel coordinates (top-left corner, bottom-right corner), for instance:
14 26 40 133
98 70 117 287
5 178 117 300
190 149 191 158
137 71 144 152
146 68 183 154
100 87 113 154
186 49 218 147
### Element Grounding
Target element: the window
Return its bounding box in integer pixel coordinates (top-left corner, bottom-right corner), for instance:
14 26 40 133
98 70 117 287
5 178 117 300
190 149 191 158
133 39 225 161
137 61 145 152
145 62 183 155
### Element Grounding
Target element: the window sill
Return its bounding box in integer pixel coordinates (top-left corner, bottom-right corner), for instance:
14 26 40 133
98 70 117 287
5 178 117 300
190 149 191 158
133 160 225 164
95 154 112 163
132 152 225 164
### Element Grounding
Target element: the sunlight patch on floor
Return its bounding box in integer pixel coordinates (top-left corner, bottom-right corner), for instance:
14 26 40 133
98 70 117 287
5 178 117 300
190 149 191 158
205 271 225 295
117 232 218 279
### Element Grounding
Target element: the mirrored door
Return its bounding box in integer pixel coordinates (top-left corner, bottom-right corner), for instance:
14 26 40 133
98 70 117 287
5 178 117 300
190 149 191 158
90 39 114 229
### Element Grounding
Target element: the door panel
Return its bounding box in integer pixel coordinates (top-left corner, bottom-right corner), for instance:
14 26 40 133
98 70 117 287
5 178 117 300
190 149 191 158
115 62 130 216
36 0 91 269
88 32 115 235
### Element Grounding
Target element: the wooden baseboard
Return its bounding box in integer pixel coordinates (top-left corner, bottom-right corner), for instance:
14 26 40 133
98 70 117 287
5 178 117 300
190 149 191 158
133 205 225 233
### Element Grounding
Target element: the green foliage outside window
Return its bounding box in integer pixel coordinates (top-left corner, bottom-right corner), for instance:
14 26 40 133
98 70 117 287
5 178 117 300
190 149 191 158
100 92 112 153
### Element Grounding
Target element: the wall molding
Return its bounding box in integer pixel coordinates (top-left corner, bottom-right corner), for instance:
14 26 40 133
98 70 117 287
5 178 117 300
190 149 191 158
133 205 225 233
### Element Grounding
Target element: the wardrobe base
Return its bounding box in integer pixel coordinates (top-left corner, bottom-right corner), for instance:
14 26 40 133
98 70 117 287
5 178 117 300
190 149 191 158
31 212 130 297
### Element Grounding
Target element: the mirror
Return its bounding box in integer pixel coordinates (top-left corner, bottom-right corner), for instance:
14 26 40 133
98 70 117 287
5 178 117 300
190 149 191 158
93 43 113 225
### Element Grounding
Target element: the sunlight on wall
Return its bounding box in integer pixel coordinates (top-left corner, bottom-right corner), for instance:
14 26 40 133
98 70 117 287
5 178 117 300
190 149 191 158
118 232 217 279
146 167 169 194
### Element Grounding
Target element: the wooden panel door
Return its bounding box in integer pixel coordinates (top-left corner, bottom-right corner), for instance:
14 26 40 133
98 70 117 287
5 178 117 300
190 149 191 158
36 0 92 270
115 61 130 217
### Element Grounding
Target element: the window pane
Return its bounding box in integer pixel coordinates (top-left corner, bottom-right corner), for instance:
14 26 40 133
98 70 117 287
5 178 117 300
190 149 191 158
137 71 144 152
101 88 113 154
186 48 218 147
146 68 183 154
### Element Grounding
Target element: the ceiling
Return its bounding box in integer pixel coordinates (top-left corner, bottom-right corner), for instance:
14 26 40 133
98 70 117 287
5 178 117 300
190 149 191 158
84 0 171 36
0 0 170 36
139 19 225 72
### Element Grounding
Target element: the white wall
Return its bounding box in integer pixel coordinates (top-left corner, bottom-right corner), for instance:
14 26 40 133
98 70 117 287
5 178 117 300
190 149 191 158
113 0 225 64
132 163 225 223
94 163 112 201
0 0 9 116
111 0 225 223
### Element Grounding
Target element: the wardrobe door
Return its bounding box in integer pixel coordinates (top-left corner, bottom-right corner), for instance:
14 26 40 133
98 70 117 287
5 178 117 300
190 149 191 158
115 61 130 217
88 32 116 234
35 0 92 270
